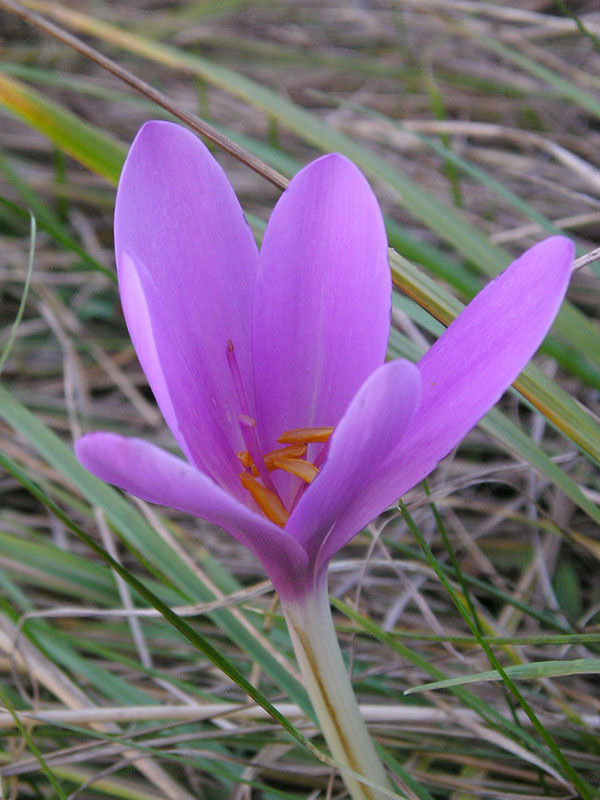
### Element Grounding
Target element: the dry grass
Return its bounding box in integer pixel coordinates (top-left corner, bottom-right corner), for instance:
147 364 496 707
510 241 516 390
0 1 600 797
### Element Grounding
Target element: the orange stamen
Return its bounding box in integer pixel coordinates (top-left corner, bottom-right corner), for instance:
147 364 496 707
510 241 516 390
241 444 308 476
269 455 319 483
240 473 289 527
277 426 334 444
237 449 261 477
237 450 253 469
264 443 307 468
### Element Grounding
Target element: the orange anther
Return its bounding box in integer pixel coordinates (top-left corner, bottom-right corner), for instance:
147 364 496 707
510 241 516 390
237 450 254 469
263 443 307 469
277 426 334 444
239 473 289 527
269 455 319 483
237 449 260 475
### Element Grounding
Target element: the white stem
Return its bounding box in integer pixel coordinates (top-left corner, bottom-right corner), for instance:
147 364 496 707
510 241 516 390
282 580 390 800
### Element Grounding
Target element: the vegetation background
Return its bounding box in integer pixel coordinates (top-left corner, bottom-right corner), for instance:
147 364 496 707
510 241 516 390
1 0 600 797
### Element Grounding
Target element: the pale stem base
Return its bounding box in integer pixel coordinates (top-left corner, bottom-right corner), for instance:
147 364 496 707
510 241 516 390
282 580 390 800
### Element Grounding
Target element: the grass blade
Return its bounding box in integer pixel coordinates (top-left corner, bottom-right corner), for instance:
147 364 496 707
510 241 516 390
406 659 600 693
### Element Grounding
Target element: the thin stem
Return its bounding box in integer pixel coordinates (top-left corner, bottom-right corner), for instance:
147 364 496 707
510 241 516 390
282 580 391 800
0 0 288 189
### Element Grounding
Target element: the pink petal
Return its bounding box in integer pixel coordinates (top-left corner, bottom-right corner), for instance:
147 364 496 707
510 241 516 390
311 236 574 558
286 359 421 575
120 251 245 500
252 154 391 505
118 251 193 464
114 121 259 493
75 433 309 599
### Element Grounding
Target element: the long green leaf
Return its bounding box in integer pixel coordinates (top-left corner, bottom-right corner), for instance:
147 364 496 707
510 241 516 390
480 35 600 120
406 659 600 694
0 70 126 182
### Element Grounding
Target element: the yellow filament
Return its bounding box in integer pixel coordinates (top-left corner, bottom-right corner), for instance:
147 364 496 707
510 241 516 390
277 426 334 444
269 454 318 483
239 473 289 527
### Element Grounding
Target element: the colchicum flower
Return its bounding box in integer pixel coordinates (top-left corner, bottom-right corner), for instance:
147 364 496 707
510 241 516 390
76 121 573 800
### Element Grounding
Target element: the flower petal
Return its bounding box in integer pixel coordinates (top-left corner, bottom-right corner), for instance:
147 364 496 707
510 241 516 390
286 359 421 573
75 433 309 599
308 236 574 559
120 250 247 500
252 154 391 502
118 251 192 463
114 121 259 490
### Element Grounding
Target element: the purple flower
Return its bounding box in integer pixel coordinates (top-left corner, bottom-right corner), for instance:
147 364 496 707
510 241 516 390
76 121 573 601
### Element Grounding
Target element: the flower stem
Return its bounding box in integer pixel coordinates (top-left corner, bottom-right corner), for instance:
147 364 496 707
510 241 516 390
282 579 390 800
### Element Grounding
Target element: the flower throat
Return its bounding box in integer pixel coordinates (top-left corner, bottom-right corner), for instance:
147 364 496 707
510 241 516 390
227 341 333 527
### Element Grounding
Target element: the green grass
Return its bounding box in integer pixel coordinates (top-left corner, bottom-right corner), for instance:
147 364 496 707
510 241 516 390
0 1 599 797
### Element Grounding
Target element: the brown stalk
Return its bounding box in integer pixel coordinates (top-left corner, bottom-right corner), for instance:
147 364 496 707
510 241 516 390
0 0 289 190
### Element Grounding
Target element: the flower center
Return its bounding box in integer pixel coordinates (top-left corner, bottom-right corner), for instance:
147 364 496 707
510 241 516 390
237 425 334 527
227 340 333 527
